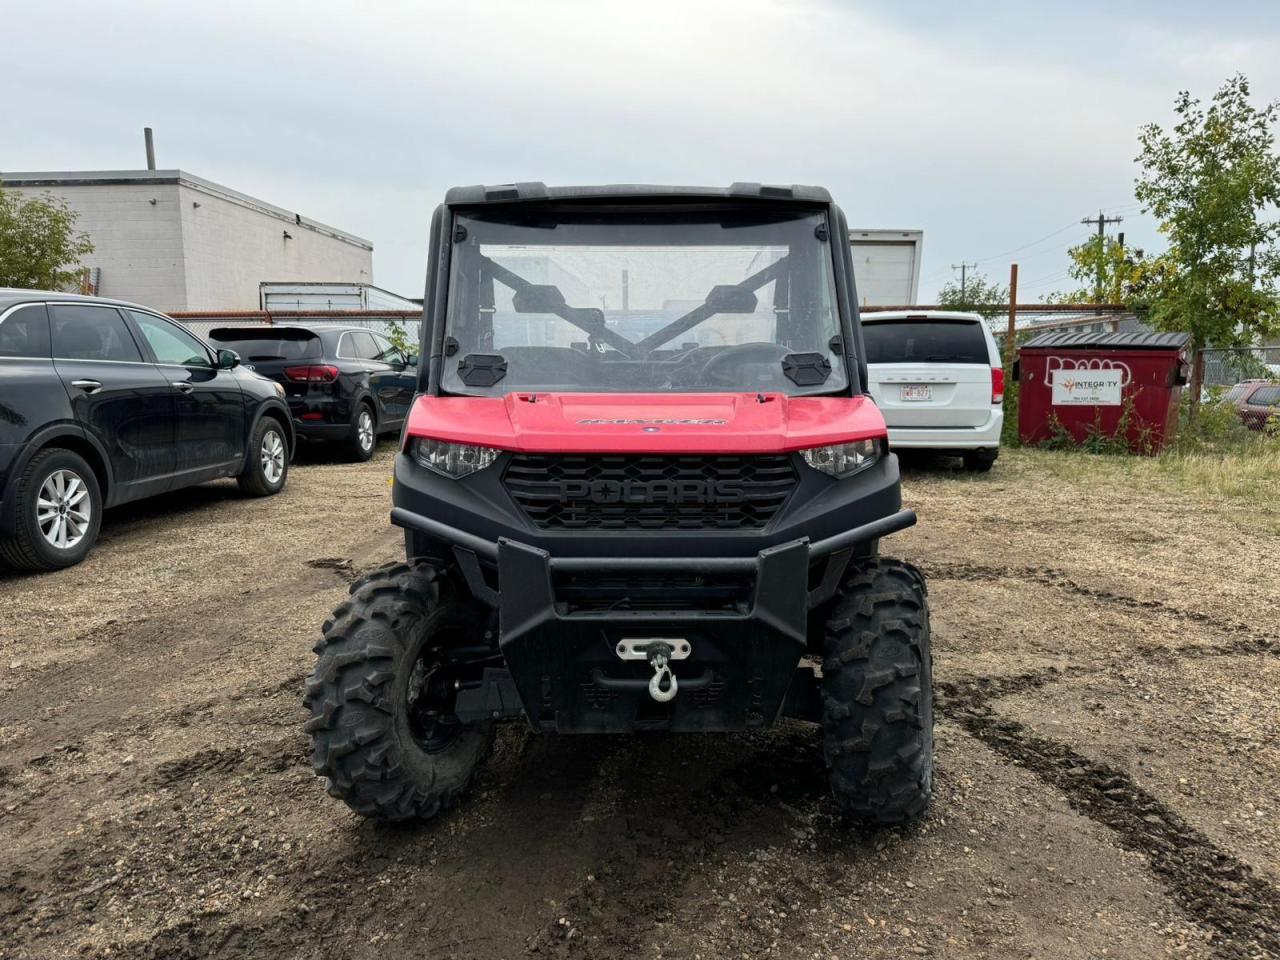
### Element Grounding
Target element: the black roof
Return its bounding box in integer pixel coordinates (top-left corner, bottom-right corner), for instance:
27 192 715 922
1020 331 1191 351
443 182 832 205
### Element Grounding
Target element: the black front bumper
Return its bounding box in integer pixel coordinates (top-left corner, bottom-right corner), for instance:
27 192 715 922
493 536 816 732
390 451 914 732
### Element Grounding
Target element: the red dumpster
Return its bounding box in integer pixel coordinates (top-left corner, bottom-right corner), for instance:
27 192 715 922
1017 331 1190 453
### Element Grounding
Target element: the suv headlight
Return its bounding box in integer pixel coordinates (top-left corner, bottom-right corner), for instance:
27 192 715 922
801 438 882 478
411 438 499 479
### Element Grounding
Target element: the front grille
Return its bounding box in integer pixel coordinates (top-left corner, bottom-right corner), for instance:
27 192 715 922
554 571 753 612
504 454 798 530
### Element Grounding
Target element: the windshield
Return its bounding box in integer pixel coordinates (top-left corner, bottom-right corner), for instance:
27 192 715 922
440 208 848 396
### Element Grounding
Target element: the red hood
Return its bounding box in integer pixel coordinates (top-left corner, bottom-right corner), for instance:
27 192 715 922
403 393 887 454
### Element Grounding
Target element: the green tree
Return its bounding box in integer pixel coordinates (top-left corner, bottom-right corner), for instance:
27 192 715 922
1062 235 1150 303
1040 235 1166 307
383 318 413 356
1135 74 1280 414
936 271 1008 320
0 184 94 290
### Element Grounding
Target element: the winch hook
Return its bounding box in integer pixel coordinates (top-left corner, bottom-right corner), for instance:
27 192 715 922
646 644 678 703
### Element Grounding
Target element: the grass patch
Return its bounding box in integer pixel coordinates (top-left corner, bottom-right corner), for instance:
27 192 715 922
1154 446 1280 501
1002 441 1280 506
995 384 1280 505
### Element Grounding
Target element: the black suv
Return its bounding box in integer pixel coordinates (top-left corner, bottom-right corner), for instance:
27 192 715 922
0 290 295 571
207 325 417 460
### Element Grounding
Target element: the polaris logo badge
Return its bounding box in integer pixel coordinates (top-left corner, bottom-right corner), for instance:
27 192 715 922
558 479 747 505
576 418 727 426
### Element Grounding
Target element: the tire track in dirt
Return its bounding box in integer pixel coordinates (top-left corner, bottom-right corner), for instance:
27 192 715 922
921 560 1261 638
526 726 834 958
0 527 403 955
938 673 1280 959
109 731 619 960
0 527 400 765
149 736 307 786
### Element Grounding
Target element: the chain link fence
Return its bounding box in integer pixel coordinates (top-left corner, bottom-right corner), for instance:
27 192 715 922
1202 346 1280 386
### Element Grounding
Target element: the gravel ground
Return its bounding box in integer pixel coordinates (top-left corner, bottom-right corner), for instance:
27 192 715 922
0 446 1276 959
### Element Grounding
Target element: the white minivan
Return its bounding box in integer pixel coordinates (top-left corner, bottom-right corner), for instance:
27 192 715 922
862 310 1004 471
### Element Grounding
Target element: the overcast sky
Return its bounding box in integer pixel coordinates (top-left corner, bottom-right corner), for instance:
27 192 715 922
5 0 1278 301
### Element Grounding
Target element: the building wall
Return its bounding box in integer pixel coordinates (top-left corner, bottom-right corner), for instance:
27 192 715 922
177 182 372 311
6 182 188 309
4 171 374 312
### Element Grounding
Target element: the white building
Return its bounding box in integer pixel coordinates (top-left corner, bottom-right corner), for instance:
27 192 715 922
0 169 373 312
259 281 419 312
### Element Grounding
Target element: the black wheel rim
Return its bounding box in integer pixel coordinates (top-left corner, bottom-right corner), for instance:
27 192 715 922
406 641 463 752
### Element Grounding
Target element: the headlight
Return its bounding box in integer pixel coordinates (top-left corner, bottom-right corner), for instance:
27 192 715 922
272 382 285 398
411 438 499 479
801 438 882 478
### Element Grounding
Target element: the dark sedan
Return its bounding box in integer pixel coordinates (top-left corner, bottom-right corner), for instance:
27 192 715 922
207 326 417 460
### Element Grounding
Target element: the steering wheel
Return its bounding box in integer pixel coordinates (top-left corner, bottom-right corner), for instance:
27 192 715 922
698 342 792 385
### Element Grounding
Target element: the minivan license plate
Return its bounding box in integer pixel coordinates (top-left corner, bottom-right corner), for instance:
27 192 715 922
901 385 932 401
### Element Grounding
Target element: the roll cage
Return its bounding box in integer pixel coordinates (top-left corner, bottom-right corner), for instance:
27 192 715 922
415 183 870 397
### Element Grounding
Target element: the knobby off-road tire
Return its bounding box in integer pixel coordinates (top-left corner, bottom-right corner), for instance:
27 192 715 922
821 558 933 823
304 561 493 821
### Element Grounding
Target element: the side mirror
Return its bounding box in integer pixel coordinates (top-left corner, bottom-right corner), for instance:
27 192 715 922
405 352 419 367
512 284 567 313
216 348 240 369
705 285 758 313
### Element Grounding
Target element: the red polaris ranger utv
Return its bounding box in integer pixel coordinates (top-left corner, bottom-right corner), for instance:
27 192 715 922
305 183 932 824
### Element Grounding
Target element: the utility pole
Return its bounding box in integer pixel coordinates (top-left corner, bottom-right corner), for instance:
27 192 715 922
1006 263 1018 356
951 262 978 300
1081 210 1122 301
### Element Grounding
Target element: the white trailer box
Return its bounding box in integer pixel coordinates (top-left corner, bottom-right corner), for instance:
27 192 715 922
848 229 924 307
260 281 419 312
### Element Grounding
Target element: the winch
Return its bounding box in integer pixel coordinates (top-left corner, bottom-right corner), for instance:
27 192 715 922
615 638 691 703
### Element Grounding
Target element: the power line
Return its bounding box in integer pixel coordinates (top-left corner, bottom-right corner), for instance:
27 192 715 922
971 219 1082 265
1017 269 1074 291
920 201 1148 298
919 219 1080 285
1095 199 1145 214
924 214 1120 282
